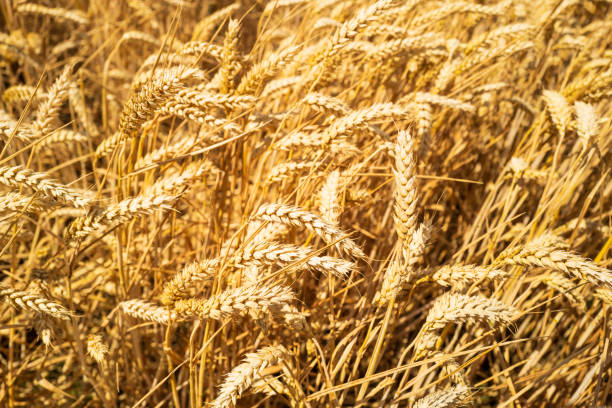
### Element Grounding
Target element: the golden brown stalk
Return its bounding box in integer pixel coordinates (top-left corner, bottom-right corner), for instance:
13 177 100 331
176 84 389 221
67 193 178 240
212 345 290 408
174 284 294 321
0 165 92 208
494 235 612 289
160 259 219 305
120 299 177 324
254 203 365 259
0 285 72 321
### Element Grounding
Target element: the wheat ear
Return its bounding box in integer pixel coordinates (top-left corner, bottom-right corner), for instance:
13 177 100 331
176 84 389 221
119 299 177 324
160 259 219 305
413 384 471 408
174 284 294 322
212 345 289 408
0 285 72 321
254 203 365 259
0 165 92 208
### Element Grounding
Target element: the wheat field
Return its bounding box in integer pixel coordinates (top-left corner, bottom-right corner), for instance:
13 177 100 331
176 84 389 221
0 0 611 406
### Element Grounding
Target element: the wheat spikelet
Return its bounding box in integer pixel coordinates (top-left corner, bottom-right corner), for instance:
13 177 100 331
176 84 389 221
504 157 549 182
411 1 506 28
95 131 123 158
37 129 87 149
236 241 354 278
594 287 612 306
213 345 289 408
192 4 240 41
67 193 178 240
219 20 241 94
573 101 599 149
0 165 92 208
393 130 419 255
120 299 177 324
160 258 219 305
0 116 33 142
318 170 341 224
179 41 224 61
34 316 55 347
87 334 109 364
0 285 72 321
171 88 255 111
118 71 184 139
143 160 218 196
0 192 46 213
32 64 73 138
301 92 350 116
254 203 365 259
413 384 471 408
538 272 586 311
426 293 518 330
2 85 44 105
267 161 320 183
495 235 612 289
237 46 300 95
16 3 89 25
432 264 508 290
135 135 201 169
174 284 294 321
542 90 572 137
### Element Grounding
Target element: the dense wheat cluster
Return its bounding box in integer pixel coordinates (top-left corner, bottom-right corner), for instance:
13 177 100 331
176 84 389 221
0 0 611 406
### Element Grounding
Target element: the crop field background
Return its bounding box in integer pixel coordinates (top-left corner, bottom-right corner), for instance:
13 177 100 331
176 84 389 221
0 0 611 406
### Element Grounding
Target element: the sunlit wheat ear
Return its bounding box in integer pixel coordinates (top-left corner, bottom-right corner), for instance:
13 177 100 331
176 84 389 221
0 165 92 208
412 384 471 408
237 46 300 95
573 101 599 149
0 285 72 321
0 117 33 142
301 93 350 116
504 157 549 182
594 287 612 306
143 160 219 196
16 3 89 25
494 234 612 289
321 103 410 145
219 19 241 94
2 85 44 105
118 71 184 139
267 161 320 184
0 192 47 213
87 334 109 364
318 170 341 224
212 345 289 408
254 203 365 260
415 292 518 357
538 272 586 312
119 299 177 324
31 64 73 139
174 284 294 322
192 4 240 41
542 90 572 137
160 258 219 305
170 88 255 111
392 130 419 261
432 264 508 291
236 241 354 279
67 194 179 240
